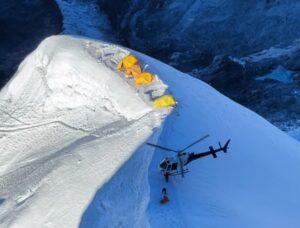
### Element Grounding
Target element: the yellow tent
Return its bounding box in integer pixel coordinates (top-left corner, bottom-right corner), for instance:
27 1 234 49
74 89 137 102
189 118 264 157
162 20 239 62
117 55 139 69
153 95 177 108
134 72 155 85
117 55 143 78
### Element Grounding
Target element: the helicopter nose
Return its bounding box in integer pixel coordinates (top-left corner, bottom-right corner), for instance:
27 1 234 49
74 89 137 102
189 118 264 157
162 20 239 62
160 160 168 169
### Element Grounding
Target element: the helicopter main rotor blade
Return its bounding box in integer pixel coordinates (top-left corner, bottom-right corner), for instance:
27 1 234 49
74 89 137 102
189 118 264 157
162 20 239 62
179 134 210 152
146 143 179 153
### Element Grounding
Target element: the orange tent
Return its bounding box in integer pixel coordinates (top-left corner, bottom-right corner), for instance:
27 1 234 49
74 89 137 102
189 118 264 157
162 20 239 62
117 55 141 77
134 72 155 86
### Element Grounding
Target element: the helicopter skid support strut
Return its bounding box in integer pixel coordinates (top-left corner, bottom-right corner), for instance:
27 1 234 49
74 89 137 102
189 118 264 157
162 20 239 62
164 169 189 177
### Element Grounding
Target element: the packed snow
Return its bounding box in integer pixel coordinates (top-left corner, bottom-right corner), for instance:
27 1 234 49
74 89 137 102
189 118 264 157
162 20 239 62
1 35 300 228
0 35 169 227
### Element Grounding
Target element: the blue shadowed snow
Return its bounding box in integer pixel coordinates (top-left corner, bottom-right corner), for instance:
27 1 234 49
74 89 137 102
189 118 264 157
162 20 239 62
135 51 300 228
55 0 117 42
256 66 294 83
289 128 300 141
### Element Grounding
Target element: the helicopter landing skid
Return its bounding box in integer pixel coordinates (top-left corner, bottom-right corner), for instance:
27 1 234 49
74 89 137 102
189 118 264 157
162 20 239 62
168 169 189 176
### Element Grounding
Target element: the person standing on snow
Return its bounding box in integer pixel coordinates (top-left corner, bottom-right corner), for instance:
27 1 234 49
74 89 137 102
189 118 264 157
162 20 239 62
160 187 169 204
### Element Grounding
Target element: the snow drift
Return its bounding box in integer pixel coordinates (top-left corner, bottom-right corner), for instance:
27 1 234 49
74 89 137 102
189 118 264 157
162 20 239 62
0 35 300 228
0 35 169 227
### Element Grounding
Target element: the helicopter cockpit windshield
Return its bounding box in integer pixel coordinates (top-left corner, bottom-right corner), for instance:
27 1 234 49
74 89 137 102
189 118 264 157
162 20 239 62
160 158 178 172
159 159 168 170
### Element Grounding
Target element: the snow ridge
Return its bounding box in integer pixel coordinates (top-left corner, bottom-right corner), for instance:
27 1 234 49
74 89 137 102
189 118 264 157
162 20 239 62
0 35 170 227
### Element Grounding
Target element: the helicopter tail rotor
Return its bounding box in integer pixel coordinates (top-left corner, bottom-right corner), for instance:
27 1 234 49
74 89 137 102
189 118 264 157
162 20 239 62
223 139 231 153
209 139 231 158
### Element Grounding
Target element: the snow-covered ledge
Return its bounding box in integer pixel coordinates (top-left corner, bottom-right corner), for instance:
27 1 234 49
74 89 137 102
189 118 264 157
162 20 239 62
0 35 170 227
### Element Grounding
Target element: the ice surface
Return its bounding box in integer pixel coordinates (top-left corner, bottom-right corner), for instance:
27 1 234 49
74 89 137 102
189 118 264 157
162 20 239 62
256 66 294 83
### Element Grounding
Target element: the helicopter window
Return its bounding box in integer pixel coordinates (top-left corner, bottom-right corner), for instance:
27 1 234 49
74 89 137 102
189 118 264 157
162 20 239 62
160 161 167 169
171 163 178 170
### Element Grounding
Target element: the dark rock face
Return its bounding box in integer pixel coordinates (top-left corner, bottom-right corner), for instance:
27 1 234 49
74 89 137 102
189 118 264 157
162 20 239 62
195 55 246 87
0 0 62 88
195 43 300 130
98 0 300 68
1 0 299 130
98 0 300 130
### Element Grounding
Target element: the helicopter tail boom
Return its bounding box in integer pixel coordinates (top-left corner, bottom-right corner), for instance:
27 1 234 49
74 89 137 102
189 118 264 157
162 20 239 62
209 146 217 158
210 139 231 158
187 139 231 162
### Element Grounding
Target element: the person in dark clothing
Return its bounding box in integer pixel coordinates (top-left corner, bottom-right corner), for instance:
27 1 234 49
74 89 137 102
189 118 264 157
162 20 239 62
164 172 170 182
160 187 169 204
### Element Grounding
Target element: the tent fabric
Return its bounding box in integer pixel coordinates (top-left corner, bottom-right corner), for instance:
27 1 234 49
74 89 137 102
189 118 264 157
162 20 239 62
125 64 142 78
153 95 177 108
134 72 154 85
117 55 139 70
117 55 177 108
117 55 142 77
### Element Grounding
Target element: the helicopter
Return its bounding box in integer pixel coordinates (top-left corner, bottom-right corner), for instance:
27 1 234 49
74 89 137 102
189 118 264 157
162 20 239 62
147 134 230 181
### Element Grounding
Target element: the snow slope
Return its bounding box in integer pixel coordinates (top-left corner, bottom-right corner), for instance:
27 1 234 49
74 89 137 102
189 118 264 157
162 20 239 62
139 52 300 228
81 50 300 227
1 35 300 228
0 35 169 227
